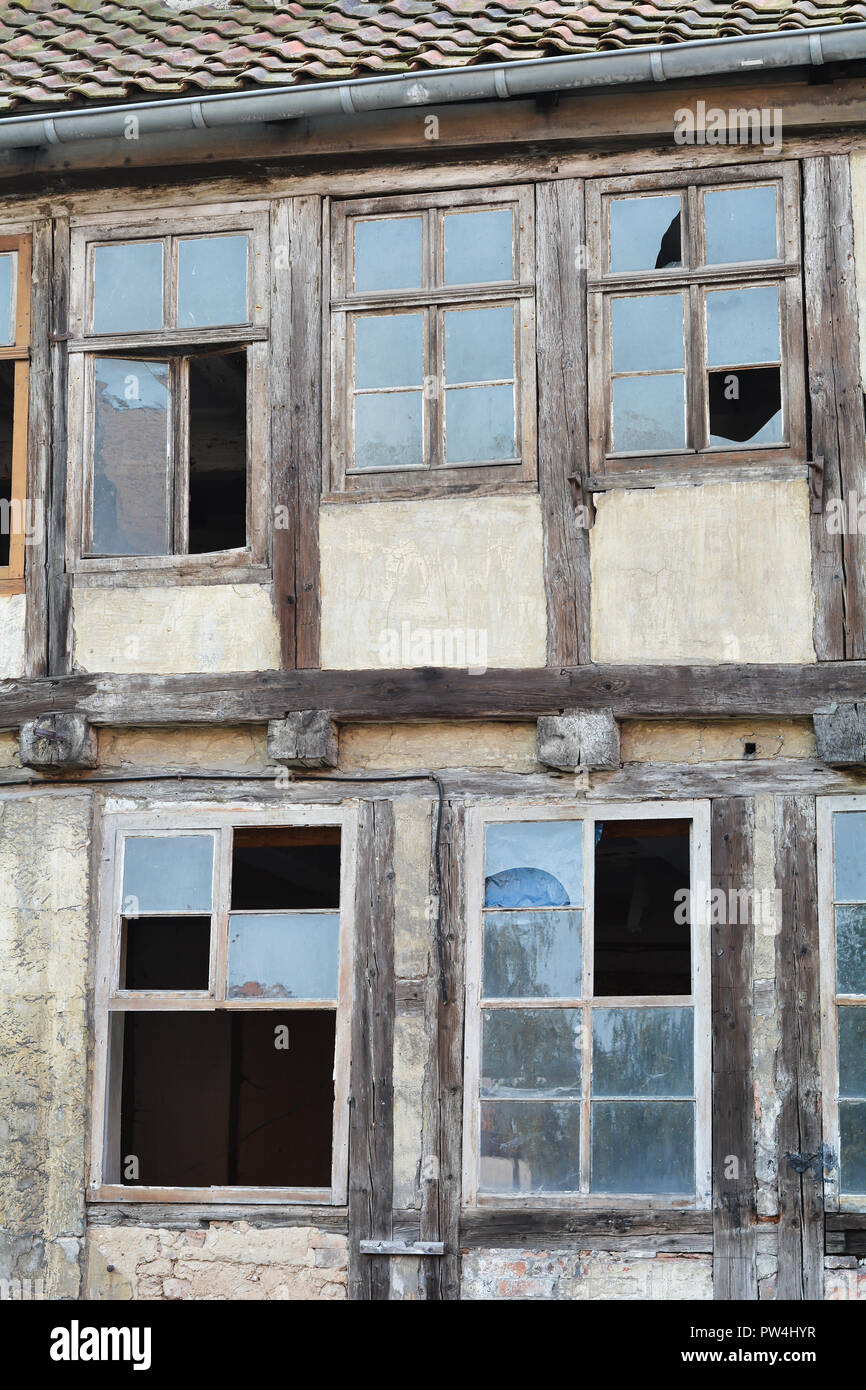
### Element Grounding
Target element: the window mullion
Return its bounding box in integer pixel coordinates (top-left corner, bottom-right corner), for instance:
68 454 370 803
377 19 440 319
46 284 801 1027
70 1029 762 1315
687 282 706 454
212 824 233 1003
580 814 594 1195
427 306 441 470
172 356 190 555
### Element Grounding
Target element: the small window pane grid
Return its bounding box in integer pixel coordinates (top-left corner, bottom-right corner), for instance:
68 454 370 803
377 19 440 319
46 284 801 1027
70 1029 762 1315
67 210 269 570
463 803 712 1208
329 187 536 495
91 809 355 1204
0 233 32 591
586 164 804 475
818 800 866 1209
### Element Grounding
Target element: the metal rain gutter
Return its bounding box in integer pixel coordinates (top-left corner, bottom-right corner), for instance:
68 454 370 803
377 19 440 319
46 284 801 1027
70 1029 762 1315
0 22 864 150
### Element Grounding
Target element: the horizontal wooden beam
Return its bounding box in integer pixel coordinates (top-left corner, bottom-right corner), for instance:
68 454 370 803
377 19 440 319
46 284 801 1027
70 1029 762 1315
2 662 866 730
459 1209 712 1250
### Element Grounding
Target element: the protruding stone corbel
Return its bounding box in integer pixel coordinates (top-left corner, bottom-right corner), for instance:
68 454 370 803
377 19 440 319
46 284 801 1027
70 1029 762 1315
267 710 338 770
813 703 866 767
536 708 620 772
19 713 97 771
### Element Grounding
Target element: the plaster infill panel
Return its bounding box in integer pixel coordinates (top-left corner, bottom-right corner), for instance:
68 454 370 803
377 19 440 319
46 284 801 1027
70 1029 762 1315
73 584 281 675
0 592 26 678
590 480 816 665
319 495 547 670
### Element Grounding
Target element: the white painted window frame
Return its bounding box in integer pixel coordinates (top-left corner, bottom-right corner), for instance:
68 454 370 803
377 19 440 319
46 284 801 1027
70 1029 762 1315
89 801 358 1206
462 799 712 1209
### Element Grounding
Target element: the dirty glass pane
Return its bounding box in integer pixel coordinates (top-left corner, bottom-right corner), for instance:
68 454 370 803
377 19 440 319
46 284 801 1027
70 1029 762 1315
445 305 514 384
482 1008 582 1097
838 1006 866 1096
479 1100 581 1193
355 313 423 389
485 821 583 909
444 208 514 284
0 254 15 345
91 357 171 556
704 186 778 265
611 294 684 373
122 834 214 914
92 241 163 333
609 195 683 272
834 811 866 903
227 911 340 1000
591 1101 694 1194
445 385 514 463
708 365 782 446
840 1102 866 1193
482 908 582 998
706 285 779 366
612 374 686 453
354 391 423 470
177 235 248 328
354 217 423 293
836 906 866 996
592 1007 693 1097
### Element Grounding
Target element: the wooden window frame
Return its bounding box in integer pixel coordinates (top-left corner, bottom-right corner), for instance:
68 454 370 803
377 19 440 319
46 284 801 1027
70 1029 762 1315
818 793 866 1215
89 803 358 1206
0 232 31 596
327 185 537 500
462 799 712 1211
67 204 271 582
586 162 805 478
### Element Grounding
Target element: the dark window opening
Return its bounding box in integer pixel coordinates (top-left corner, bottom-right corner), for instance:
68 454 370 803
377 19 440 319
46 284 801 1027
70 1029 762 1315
593 819 691 996
188 350 247 555
120 916 210 991
231 826 341 911
708 366 781 444
0 360 15 568
654 213 682 270
118 1009 335 1188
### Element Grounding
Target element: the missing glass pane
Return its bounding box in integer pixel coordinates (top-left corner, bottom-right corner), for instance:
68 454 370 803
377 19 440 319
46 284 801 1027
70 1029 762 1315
708 366 782 445
593 819 691 995
0 361 13 568
231 826 341 910
188 352 247 554
120 916 210 991
118 1009 335 1187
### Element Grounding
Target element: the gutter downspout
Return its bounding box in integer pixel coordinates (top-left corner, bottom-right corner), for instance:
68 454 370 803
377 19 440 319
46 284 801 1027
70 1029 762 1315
0 23 864 151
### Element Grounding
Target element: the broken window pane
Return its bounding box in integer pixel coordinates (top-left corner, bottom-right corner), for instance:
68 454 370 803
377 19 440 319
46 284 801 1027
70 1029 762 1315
0 361 14 568
708 366 782 446
593 819 691 995
834 811 866 902
444 208 514 285
0 253 15 344
120 916 210 991
838 1006 866 1096
92 242 163 334
122 834 214 914
609 195 683 272
227 911 340 1000
445 385 515 463
119 1009 335 1187
354 216 423 293
445 305 514 384
612 294 685 373
612 373 686 453
187 351 247 553
479 1100 581 1193
591 1100 694 1194
591 1007 693 1097
484 821 583 908
706 284 780 367
177 235 248 328
481 1008 582 1097
837 906 866 996
92 357 171 556
704 186 778 265
482 908 583 998
840 1101 866 1194
231 827 341 910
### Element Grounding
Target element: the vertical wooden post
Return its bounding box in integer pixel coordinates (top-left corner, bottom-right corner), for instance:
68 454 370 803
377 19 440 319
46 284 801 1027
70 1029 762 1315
711 797 758 1299
47 213 72 675
774 794 824 1300
25 220 51 677
436 799 466 1300
348 799 395 1301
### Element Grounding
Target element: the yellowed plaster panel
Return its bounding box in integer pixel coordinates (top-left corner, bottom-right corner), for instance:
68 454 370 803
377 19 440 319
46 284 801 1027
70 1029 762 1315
0 592 25 678
320 496 546 670
851 151 866 386
620 719 815 763
98 725 269 772
73 584 280 674
340 720 538 772
590 481 815 664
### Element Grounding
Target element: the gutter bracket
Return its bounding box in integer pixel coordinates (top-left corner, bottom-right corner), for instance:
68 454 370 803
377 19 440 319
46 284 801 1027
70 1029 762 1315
809 33 825 65
650 51 666 82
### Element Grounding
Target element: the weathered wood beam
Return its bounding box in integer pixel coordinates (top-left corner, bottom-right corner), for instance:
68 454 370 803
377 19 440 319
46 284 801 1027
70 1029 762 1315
2 662 866 728
813 702 866 766
267 711 338 769
536 708 620 771
19 713 96 770
437 800 466 1302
